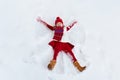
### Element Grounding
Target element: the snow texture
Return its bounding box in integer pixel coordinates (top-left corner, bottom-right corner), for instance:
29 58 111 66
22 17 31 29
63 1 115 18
0 0 120 80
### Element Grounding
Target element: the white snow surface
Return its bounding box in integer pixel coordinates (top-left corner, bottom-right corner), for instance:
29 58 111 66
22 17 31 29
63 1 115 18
0 0 120 80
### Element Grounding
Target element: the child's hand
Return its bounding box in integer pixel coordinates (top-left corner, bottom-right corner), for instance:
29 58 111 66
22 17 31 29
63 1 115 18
36 17 43 22
70 21 77 27
73 21 77 24
36 17 48 26
36 17 41 22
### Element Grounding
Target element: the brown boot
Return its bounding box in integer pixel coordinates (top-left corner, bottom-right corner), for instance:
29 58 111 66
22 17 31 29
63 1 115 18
73 61 86 72
48 60 56 70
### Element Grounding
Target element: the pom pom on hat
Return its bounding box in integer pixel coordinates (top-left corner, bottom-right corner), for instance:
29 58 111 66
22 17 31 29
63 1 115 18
55 17 63 25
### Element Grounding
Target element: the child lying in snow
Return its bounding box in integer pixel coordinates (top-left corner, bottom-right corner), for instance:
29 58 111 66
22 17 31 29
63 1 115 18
36 17 86 72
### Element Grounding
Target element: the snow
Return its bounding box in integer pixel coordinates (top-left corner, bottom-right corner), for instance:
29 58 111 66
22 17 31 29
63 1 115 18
0 0 120 80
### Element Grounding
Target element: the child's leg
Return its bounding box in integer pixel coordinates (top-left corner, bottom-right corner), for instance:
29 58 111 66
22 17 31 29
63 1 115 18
48 48 60 70
67 49 86 72
52 49 60 60
67 50 77 62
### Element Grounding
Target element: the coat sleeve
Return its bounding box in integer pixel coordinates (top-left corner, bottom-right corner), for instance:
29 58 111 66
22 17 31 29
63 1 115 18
40 20 55 31
46 24 55 31
66 21 77 31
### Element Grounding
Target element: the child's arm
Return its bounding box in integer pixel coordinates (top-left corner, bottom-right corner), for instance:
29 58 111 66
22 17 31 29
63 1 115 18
36 17 55 31
66 21 77 31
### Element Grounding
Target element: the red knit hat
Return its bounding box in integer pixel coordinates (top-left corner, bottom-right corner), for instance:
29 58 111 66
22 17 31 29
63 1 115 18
55 17 63 25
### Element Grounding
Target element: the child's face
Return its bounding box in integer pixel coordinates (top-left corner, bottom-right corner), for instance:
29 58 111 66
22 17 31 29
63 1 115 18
56 22 63 27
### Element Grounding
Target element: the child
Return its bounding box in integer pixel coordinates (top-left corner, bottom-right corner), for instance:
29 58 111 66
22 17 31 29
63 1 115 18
36 17 86 72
